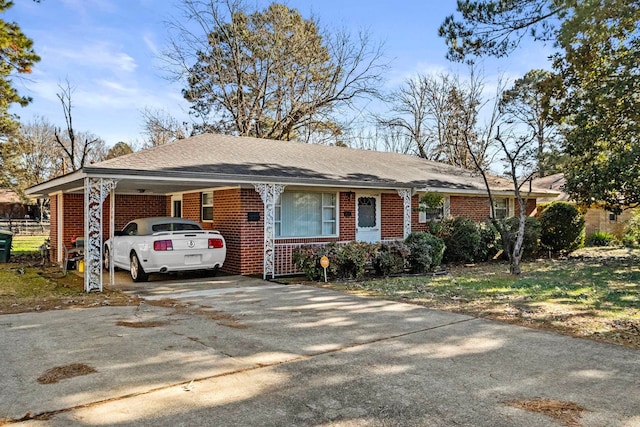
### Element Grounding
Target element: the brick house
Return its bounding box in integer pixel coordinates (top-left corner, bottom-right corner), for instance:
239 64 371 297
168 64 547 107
27 134 552 291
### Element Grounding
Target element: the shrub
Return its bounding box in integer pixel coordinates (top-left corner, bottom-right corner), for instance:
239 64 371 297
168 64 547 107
623 210 640 247
334 241 374 279
540 202 585 253
404 232 445 273
476 221 499 262
585 231 620 247
434 217 480 263
372 241 409 276
501 216 542 259
292 244 339 281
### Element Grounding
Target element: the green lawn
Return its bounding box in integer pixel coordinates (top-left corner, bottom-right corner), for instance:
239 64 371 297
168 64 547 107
9 235 48 255
310 247 640 349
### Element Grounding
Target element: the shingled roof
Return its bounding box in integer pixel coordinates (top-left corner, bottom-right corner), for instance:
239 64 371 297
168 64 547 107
28 134 557 197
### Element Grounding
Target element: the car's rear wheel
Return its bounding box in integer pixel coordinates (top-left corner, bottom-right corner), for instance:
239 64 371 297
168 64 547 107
103 247 110 271
130 252 149 282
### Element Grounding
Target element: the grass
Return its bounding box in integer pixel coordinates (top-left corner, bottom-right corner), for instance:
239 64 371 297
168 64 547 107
308 247 640 349
0 259 140 314
9 234 48 255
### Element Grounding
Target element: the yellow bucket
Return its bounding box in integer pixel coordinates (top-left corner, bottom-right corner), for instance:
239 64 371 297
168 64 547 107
78 259 85 273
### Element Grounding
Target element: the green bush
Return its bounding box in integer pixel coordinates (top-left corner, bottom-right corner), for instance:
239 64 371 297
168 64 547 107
476 221 500 262
434 217 480 263
404 232 445 273
540 202 585 253
292 244 339 281
501 216 542 259
623 210 640 247
372 241 409 276
335 241 374 279
585 231 620 247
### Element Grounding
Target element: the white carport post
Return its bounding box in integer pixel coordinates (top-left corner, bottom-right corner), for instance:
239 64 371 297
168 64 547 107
84 177 117 292
254 183 285 280
109 187 116 287
397 188 413 239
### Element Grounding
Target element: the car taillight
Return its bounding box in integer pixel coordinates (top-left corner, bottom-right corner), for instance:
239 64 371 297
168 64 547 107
153 240 173 251
208 238 224 249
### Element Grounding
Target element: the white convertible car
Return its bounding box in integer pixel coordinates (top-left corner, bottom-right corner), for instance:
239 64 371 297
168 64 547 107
104 217 226 282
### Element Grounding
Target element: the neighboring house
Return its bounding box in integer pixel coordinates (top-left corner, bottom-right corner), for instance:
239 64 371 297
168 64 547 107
27 134 555 291
533 173 637 238
0 189 32 220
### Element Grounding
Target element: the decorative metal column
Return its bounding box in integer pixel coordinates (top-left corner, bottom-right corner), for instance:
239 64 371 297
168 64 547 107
254 183 285 279
84 177 117 292
397 188 412 239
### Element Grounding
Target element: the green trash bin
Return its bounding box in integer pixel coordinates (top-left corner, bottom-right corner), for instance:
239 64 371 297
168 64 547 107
0 230 13 263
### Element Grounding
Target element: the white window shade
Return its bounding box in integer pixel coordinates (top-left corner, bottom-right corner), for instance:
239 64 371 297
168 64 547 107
276 192 336 237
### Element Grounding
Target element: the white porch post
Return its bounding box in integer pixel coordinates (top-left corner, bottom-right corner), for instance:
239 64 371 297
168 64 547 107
254 183 285 280
397 188 412 239
109 187 116 287
84 177 117 292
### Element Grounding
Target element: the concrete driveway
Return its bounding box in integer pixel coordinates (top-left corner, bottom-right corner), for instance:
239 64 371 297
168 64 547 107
1 276 639 426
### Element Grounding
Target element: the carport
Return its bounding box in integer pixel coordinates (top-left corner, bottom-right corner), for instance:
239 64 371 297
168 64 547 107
27 170 287 292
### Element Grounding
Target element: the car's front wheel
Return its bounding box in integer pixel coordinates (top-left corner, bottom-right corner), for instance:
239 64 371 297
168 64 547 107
130 252 149 282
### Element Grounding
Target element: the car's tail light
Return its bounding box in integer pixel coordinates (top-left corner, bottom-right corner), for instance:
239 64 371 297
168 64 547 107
153 240 173 251
208 238 224 249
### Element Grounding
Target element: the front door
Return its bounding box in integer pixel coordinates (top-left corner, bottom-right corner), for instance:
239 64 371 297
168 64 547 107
356 194 381 242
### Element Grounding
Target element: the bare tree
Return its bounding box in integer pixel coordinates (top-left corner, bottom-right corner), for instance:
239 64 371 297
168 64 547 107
163 0 386 142
54 80 106 172
377 67 488 168
462 77 538 275
140 107 190 148
0 116 61 196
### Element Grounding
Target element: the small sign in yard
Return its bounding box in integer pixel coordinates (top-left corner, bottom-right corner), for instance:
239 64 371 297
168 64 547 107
320 256 329 282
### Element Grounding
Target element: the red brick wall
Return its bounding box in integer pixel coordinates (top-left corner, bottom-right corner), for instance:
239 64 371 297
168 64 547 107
62 194 84 252
238 188 265 275
517 199 537 216
340 191 356 241
450 196 491 222
49 194 59 262
101 195 168 239
381 193 404 239
182 192 201 224
212 189 243 274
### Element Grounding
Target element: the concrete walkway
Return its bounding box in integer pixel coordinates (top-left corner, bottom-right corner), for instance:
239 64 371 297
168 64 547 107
2 278 639 426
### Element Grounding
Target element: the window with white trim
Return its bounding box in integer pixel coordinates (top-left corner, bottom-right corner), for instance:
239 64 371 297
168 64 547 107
493 198 509 219
275 192 337 237
418 195 449 222
201 192 213 222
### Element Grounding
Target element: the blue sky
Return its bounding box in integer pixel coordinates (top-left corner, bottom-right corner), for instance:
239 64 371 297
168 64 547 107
6 0 554 148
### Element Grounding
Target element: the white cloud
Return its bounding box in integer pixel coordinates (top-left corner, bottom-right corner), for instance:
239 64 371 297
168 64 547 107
43 43 137 73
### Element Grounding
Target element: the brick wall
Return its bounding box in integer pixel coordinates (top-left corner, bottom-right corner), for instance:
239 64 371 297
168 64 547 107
61 194 84 253
339 191 356 241
212 189 243 274
182 192 202 224
238 188 265 275
450 196 491 222
49 194 58 262
381 193 404 239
